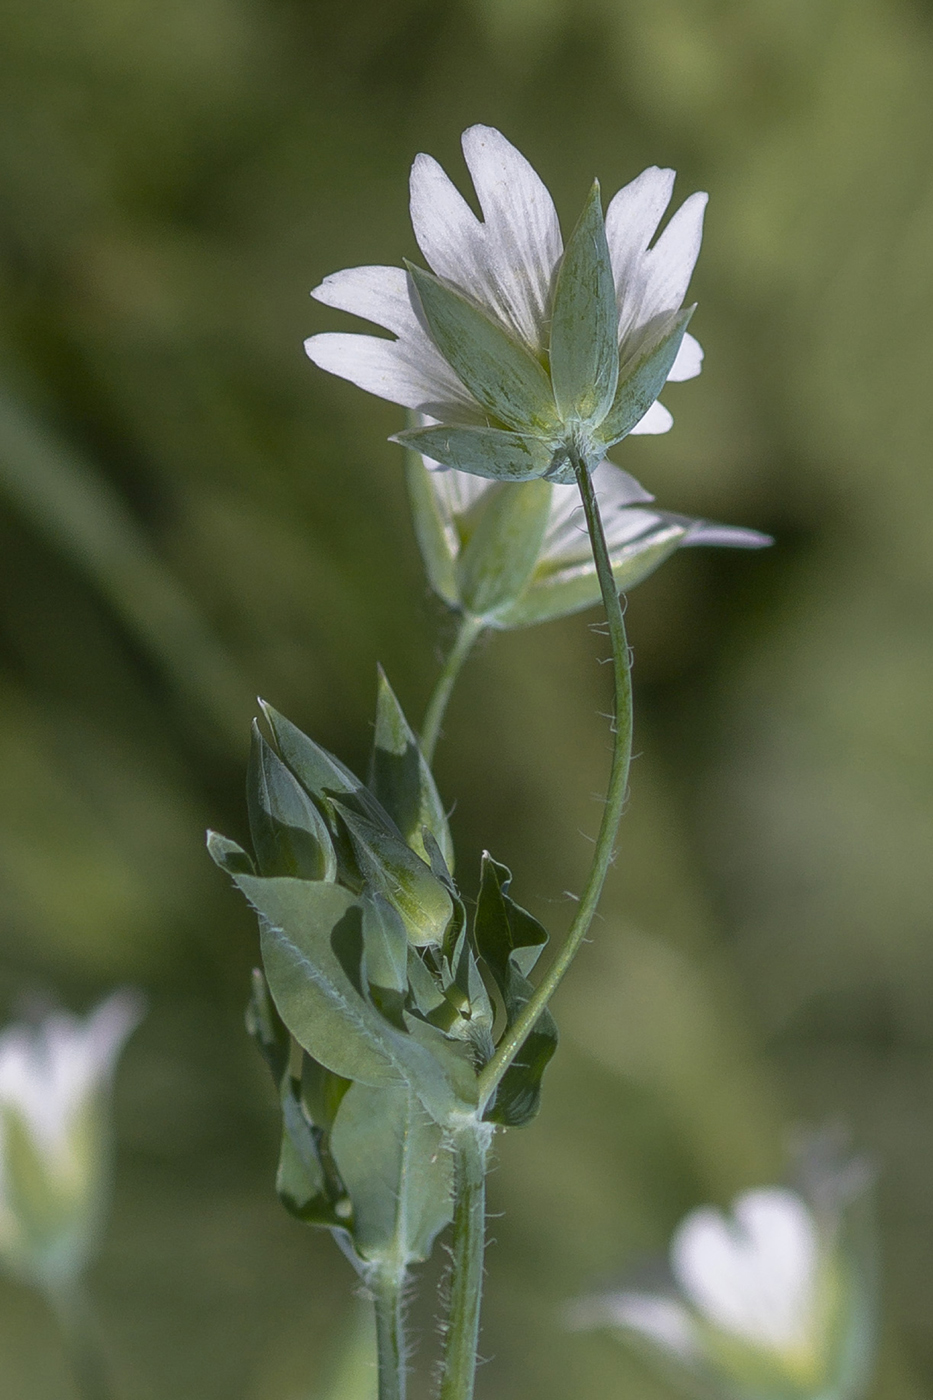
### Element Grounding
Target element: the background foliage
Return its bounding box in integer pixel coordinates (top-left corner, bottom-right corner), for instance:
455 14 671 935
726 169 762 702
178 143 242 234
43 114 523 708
0 0 931 1395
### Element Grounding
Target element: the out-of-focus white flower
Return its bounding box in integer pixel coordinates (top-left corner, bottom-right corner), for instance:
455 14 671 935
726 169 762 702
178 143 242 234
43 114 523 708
407 451 771 629
0 991 142 1288
570 1166 875 1400
305 125 707 483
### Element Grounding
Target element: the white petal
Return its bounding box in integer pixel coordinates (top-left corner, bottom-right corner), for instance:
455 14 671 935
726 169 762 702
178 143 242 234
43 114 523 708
83 990 144 1080
460 124 563 350
667 332 704 382
638 191 708 326
569 1292 700 1359
593 459 656 505
605 167 675 327
410 152 488 298
540 463 656 566
681 521 773 549
311 265 420 339
425 464 493 519
628 400 673 435
305 332 479 418
672 1188 818 1352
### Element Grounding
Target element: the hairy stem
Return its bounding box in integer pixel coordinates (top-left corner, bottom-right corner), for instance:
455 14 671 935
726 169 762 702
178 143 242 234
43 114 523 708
420 614 485 767
437 1124 490 1400
371 1265 408 1400
477 453 633 1112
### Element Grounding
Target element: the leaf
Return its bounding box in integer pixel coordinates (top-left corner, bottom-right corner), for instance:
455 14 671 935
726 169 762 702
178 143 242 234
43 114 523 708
245 966 291 1082
206 830 256 876
234 875 477 1123
406 264 558 433
454 479 553 620
248 722 338 880
361 890 409 1017
330 1082 453 1266
276 1086 349 1227
549 182 619 427
404 448 460 607
336 805 453 948
493 521 688 629
369 669 454 871
473 853 558 1127
598 307 694 446
394 424 555 483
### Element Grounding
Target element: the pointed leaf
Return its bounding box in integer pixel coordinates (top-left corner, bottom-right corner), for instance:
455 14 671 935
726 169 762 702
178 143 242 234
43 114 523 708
245 966 291 1083
394 424 555 483
599 307 694 446
369 668 454 871
361 890 409 1005
336 806 453 947
455 479 553 620
407 264 558 432
248 722 337 880
206 830 255 876
234 875 477 1122
549 182 619 426
330 1082 453 1266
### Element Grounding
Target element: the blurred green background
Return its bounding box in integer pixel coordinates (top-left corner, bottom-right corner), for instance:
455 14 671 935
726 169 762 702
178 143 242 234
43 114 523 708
1 0 932 1394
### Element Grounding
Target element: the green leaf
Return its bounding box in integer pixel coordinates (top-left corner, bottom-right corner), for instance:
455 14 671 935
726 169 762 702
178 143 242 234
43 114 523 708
369 668 454 871
235 875 477 1123
248 722 337 880
361 890 409 1016
474 853 558 1127
493 521 688 629
404 448 460 607
245 966 291 1083
454 480 553 620
206 830 255 876
598 307 694 446
276 1086 350 1227
549 182 619 427
330 1082 453 1266
336 805 453 947
406 264 558 433
394 424 555 483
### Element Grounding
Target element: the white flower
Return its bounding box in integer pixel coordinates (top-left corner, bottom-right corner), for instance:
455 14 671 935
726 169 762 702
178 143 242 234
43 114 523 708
305 126 707 480
0 991 142 1287
408 451 771 629
570 1182 875 1400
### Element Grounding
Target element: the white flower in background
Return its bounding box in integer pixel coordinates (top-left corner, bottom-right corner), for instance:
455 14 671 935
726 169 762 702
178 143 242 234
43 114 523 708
0 991 142 1288
305 125 707 484
570 1174 876 1400
407 450 771 629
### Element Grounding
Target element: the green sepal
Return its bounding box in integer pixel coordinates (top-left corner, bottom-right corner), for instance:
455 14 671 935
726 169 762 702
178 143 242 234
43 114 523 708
335 804 453 947
259 701 398 836
493 519 688 629
549 181 619 427
369 668 454 871
330 1082 453 1266
404 446 460 607
598 306 694 446
235 875 477 1123
394 424 555 483
206 830 255 876
454 479 553 621
473 853 558 1127
406 264 558 433
248 722 338 881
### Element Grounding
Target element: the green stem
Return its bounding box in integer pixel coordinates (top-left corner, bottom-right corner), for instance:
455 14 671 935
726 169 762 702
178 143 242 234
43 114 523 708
371 1265 408 1400
477 452 633 1113
437 1124 490 1400
47 1281 113 1400
420 614 485 767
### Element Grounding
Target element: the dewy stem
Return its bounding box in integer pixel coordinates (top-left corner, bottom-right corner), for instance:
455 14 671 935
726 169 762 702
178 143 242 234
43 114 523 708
371 1264 408 1400
437 1124 490 1400
477 451 633 1112
420 613 485 767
